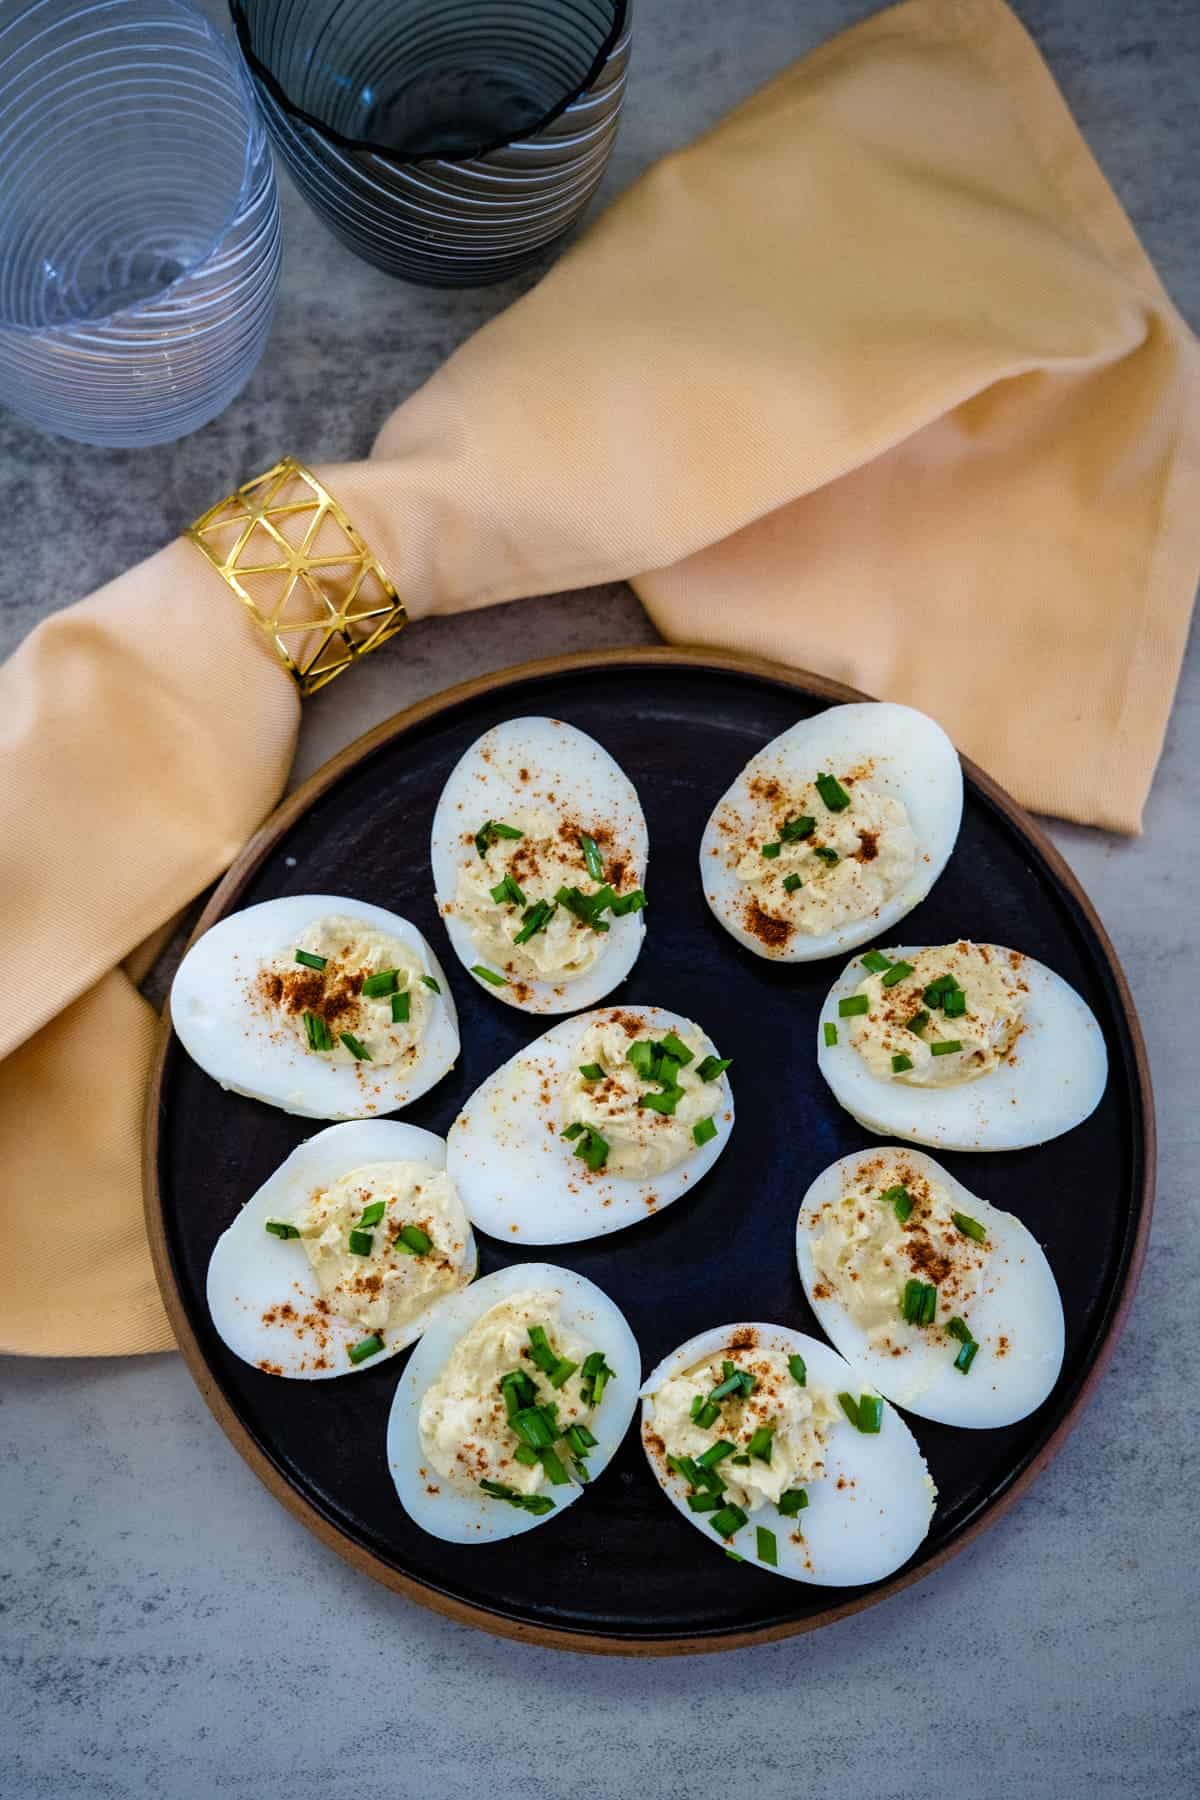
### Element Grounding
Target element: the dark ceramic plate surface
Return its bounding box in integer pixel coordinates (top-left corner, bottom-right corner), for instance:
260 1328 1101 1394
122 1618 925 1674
146 650 1153 1654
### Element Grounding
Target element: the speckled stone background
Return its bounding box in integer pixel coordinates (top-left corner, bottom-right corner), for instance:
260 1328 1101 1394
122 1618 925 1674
1 1 1197 1795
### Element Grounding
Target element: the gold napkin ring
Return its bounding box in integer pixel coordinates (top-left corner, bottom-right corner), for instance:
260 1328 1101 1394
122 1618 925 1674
186 457 408 697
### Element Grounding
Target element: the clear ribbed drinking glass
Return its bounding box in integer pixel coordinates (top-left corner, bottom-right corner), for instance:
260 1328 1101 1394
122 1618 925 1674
0 0 282 448
230 0 631 286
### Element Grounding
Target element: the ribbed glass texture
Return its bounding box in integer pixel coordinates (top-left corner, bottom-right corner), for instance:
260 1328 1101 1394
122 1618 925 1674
231 0 630 286
0 0 282 447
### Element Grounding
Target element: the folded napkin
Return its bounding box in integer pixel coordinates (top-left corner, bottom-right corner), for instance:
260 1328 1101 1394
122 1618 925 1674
2 0 1196 1356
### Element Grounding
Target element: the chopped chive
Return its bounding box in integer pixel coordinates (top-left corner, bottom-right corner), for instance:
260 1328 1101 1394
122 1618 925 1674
780 814 816 842
688 1490 722 1513
815 771 851 811
561 1122 584 1139
580 1351 611 1407
527 1325 559 1375
580 833 605 881
709 1503 749 1539
861 950 892 973
547 1357 578 1391
746 1425 775 1463
690 1396 722 1430
294 948 327 971
358 1200 385 1228
638 1088 683 1116
954 1338 979 1374
478 1478 554 1515
706 1373 741 1404
563 1424 597 1458
510 1407 555 1451
778 1488 808 1517
782 873 803 893
340 1031 371 1061
474 820 524 858
952 1211 987 1243
857 1394 883 1433
788 1354 807 1387
761 842 782 860
945 1316 972 1343
348 1332 384 1364
391 990 411 1024
730 1454 750 1466
881 960 915 988
837 1392 860 1428
725 1550 744 1563
891 1053 914 1073
696 1439 736 1470
943 987 968 1018
555 885 613 933
930 1039 963 1056
303 1010 333 1052
813 845 840 865
420 974 441 994
626 1039 656 1078
880 1184 913 1223
838 994 870 1017
696 1054 732 1083
947 1316 980 1373
347 1229 373 1256
513 899 556 945
513 1443 540 1468
361 968 398 998
823 1022 838 1047
395 1224 433 1255
265 1220 301 1240
660 1030 694 1066
471 964 508 986
570 1125 610 1172
610 887 647 917
756 1526 778 1566
578 1063 605 1082
922 974 958 1006
907 1009 930 1035
489 871 527 908
693 1116 718 1147
538 1447 570 1486
921 1283 938 1327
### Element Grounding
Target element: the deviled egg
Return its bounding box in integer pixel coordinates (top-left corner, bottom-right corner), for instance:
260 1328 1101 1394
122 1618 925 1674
206 1121 475 1379
817 941 1107 1150
641 1324 935 1584
430 716 648 1011
388 1263 640 1543
170 895 459 1118
797 1148 1065 1427
700 703 961 961
446 1006 734 1243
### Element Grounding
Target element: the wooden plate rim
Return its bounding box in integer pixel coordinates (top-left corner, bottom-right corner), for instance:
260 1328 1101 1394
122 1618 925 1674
142 644 1156 1657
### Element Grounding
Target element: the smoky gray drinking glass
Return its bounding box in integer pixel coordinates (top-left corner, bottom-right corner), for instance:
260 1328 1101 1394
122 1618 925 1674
0 0 282 448
229 0 631 286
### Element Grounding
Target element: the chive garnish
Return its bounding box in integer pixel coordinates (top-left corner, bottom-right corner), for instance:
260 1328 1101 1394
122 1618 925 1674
709 1503 749 1539
696 1054 732 1083
857 1394 883 1433
660 1030 694 1066
813 846 840 865
881 1184 913 1223
746 1425 774 1464
693 1116 718 1147
580 1351 612 1407
756 1526 778 1566
610 887 647 916
788 1354 807 1387
294 949 327 971
361 968 397 997
579 1062 605 1081
880 960 915 988
780 814 816 842
690 1396 722 1430
696 1439 736 1470
725 1550 744 1563
892 1053 914 1073
500 1369 537 1416
527 1325 560 1375
930 1039 963 1056
761 842 782 860
265 1220 301 1239
513 899 556 945
538 1447 570 1486
838 995 870 1017
347 1228 373 1256
907 1009 930 1035
815 771 851 811
861 950 892 973
580 833 605 881
707 1373 743 1404
303 1011 333 1052
513 1443 540 1468
627 1039 655 1078
348 1333 384 1364
954 1339 979 1374
474 820 524 858
561 1122 584 1139
358 1200 385 1228
638 1088 683 1116
471 964 508 986
838 1392 860 1428
730 1454 750 1466
778 1488 808 1517
395 1224 433 1255
943 987 968 1018
782 873 802 893
564 1424 597 1457
902 1278 938 1325
946 1316 979 1371
555 885 613 933
340 1031 371 1061
478 1479 554 1515
567 1125 609 1171
489 871 527 908
922 973 959 1006
420 974 441 993
391 989 410 1025
688 1490 722 1513
823 1022 838 1047
952 1211 987 1243
510 1406 556 1451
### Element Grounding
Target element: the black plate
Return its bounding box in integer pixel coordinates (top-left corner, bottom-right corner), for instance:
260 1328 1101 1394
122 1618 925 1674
149 652 1152 1651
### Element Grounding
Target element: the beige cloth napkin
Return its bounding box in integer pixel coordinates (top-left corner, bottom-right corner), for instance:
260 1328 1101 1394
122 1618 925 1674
2 0 1196 1356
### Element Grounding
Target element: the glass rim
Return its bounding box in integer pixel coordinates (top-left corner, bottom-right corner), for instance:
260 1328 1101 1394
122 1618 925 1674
227 0 629 168
0 0 266 339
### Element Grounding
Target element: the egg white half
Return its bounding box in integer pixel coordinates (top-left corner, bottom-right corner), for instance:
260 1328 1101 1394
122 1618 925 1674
446 1006 734 1244
430 716 648 1013
170 894 460 1119
797 1148 1065 1427
206 1121 475 1380
817 945 1107 1151
700 703 962 962
640 1324 935 1585
388 1262 641 1544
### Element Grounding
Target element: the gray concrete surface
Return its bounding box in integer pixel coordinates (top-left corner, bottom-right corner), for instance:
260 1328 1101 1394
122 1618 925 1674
2 1 1197 1796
